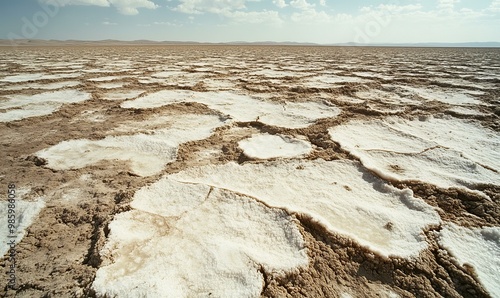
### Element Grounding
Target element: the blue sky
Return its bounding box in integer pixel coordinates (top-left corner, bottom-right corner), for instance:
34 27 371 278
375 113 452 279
1 0 499 43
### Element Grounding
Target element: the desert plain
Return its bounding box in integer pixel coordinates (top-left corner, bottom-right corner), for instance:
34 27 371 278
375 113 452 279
0 45 499 297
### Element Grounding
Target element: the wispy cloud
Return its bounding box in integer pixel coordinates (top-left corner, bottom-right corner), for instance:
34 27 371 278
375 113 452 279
290 0 314 10
29 0 499 43
438 0 460 10
490 0 500 12
38 0 159 15
110 0 158 15
44 0 110 6
172 0 283 24
154 21 183 27
273 0 287 8
174 0 248 14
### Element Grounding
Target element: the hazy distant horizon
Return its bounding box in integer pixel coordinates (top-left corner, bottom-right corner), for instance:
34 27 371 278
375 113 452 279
1 0 499 44
2 39 500 48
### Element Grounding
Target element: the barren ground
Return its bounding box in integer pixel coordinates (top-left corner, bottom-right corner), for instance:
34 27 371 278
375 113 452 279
0 45 499 297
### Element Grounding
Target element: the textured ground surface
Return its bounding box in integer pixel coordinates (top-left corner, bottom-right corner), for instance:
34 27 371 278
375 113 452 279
0 45 499 297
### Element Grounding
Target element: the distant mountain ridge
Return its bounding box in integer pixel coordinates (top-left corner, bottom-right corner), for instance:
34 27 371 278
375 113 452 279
333 42 500 48
1 39 499 48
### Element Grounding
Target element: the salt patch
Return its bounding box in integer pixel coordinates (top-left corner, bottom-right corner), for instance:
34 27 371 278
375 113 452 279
41 73 82 80
353 72 393 80
88 76 126 82
151 71 185 78
309 75 368 84
190 62 212 67
191 67 213 72
258 101 340 129
398 85 482 105
239 134 312 159
120 89 190 109
0 73 46 82
447 106 488 116
37 114 224 176
0 103 61 122
171 159 440 258
103 61 133 69
357 148 498 190
82 69 113 73
103 90 144 101
302 75 369 89
0 190 45 256
1 81 81 91
438 223 500 298
335 95 365 104
280 65 323 72
44 62 84 69
356 89 420 105
97 82 125 89
138 77 166 84
249 69 308 78
0 90 91 122
329 116 500 191
175 76 209 88
201 79 237 90
0 90 91 109
121 90 341 129
92 179 307 297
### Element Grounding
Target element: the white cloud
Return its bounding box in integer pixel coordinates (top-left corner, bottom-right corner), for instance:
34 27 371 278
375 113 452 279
273 0 287 8
154 21 182 27
223 10 283 24
288 0 335 24
39 0 110 6
438 0 459 10
291 9 332 22
109 0 159 15
103 21 117 25
37 0 499 43
347 2 496 43
38 0 158 15
175 0 248 14
490 0 500 12
290 0 314 10
360 4 422 15
376 4 422 13
172 0 282 24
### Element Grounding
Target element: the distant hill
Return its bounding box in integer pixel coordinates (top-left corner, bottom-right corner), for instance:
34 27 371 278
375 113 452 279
331 42 500 48
1 39 499 48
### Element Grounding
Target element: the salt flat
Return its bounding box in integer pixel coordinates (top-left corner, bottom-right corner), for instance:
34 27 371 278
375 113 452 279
0 45 499 298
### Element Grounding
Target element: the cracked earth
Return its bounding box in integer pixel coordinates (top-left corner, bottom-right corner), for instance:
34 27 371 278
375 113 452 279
0 45 499 297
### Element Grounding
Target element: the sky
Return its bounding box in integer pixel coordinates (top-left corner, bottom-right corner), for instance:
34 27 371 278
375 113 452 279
0 0 499 43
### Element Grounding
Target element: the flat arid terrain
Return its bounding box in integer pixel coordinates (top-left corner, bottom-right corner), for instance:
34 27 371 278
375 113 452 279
0 45 499 297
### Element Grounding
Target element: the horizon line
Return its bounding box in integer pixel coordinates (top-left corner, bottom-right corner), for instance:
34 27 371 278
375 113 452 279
1 39 500 48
